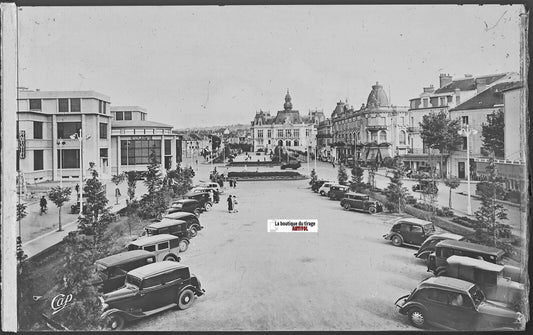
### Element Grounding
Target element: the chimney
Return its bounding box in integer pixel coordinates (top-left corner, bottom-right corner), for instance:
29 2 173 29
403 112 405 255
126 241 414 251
475 78 488 94
439 74 453 88
423 84 435 93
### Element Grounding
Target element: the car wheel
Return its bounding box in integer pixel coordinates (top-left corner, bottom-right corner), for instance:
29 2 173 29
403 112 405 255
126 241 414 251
164 254 179 262
391 235 403 247
408 308 426 328
189 225 199 237
343 203 351 210
368 206 377 214
204 203 212 211
320 191 325 196
177 288 195 310
178 239 189 252
105 313 125 330
193 209 201 217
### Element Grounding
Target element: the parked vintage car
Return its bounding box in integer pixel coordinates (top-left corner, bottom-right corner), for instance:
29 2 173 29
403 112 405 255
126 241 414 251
281 161 301 170
169 199 203 216
311 180 328 193
163 211 203 237
142 219 192 252
340 192 383 214
414 233 466 260
383 218 436 247
100 261 205 330
318 182 335 196
441 255 525 310
427 240 505 276
412 179 439 194
127 234 183 259
395 276 525 330
327 185 350 200
94 250 157 294
184 192 213 211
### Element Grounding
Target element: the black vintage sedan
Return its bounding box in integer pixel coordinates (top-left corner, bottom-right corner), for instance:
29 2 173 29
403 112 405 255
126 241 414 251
169 199 203 217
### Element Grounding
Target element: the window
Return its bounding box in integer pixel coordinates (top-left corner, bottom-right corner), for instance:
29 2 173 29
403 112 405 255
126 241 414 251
294 129 299 137
379 130 387 143
440 97 446 106
294 140 299 146
461 116 469 125
257 130 263 138
59 99 69 113
142 276 161 289
278 129 284 138
99 100 107 114
157 242 169 250
164 139 171 155
411 225 423 233
456 95 461 105
426 289 449 304
100 148 108 158
57 122 81 139
70 98 81 112
124 111 132 120
381 117 386 125
60 149 80 168
115 112 124 120
121 140 162 165
29 99 41 110
169 238 179 249
430 97 438 107
33 121 43 139
285 129 291 137
143 245 156 252
399 131 406 144
423 99 428 108
33 150 44 171
306 129 311 137
99 123 108 139
267 130 272 138
400 117 404 125
371 131 378 142
286 140 291 146
462 137 467 150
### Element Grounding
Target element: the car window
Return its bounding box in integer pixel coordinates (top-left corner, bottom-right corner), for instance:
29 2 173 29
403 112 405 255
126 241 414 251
126 274 142 288
169 238 180 249
411 225 423 233
158 228 169 234
128 244 141 251
109 267 127 278
426 289 449 304
142 276 162 289
158 242 169 250
143 245 156 252
400 223 411 232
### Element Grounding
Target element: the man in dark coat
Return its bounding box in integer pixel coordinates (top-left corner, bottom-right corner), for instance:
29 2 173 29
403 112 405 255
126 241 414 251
227 195 234 213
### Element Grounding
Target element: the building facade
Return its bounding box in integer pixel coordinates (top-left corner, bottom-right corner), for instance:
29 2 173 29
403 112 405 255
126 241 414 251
17 90 112 182
316 118 333 161
110 106 181 174
251 90 317 154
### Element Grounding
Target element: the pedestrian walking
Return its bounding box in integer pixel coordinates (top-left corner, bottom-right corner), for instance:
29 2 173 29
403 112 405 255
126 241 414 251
214 190 220 203
75 183 80 195
209 190 214 204
233 178 237 188
227 195 234 213
229 178 233 187
39 195 48 215
232 195 238 212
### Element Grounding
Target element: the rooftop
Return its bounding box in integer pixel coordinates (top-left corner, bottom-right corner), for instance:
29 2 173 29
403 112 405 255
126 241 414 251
18 90 111 102
450 81 521 111
433 73 509 94
111 120 174 129
110 105 147 112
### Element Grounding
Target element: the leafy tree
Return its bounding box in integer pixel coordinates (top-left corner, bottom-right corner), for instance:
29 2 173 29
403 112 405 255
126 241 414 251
444 177 461 208
337 163 348 185
48 186 72 231
139 148 169 219
419 111 463 178
17 202 27 222
474 157 512 250
124 170 138 201
78 170 109 246
111 173 125 205
384 157 409 213
309 168 318 186
55 232 104 330
17 202 27 257
350 162 364 192
481 109 505 158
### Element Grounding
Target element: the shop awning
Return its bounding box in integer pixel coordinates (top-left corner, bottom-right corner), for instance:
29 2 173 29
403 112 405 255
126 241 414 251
378 147 392 160
367 148 378 162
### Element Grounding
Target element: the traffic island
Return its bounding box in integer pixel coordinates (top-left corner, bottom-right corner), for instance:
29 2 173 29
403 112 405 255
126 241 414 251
227 171 307 181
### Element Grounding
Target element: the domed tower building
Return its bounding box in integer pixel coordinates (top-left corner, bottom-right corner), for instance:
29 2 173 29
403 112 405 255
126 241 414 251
356 82 409 165
251 90 317 159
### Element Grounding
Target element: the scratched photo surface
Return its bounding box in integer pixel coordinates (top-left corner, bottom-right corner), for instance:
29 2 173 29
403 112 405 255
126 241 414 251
14 4 528 331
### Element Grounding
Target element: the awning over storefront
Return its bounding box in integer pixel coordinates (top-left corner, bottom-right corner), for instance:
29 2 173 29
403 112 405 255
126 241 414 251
378 147 392 160
367 148 378 162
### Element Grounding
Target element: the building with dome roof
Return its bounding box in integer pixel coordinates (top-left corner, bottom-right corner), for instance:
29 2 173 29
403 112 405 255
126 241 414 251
330 82 408 165
251 90 318 155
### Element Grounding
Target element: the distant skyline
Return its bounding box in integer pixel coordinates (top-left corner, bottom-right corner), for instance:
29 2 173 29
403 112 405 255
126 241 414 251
18 5 524 128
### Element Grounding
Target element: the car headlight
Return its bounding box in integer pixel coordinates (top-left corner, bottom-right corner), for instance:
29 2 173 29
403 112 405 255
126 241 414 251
99 296 109 311
515 312 525 327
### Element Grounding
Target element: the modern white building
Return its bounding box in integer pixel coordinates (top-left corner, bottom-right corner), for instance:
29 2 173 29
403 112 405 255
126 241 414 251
17 89 112 183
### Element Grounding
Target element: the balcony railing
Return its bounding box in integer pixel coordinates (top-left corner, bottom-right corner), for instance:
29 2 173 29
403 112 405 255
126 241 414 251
407 126 420 132
366 124 388 130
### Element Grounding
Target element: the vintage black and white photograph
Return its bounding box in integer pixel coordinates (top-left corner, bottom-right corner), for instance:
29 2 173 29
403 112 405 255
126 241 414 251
0 2 529 332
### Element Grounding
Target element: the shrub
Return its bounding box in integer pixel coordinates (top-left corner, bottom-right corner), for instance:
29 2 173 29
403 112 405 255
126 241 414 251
384 202 396 212
405 196 417 205
504 190 521 204
451 216 481 229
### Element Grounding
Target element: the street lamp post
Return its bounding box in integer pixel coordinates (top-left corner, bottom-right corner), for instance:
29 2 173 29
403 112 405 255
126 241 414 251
70 129 90 217
458 124 478 215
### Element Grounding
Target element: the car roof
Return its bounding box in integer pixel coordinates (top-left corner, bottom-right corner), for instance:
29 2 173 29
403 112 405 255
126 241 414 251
420 276 475 292
427 232 464 241
394 217 434 226
436 240 505 256
147 219 186 229
129 234 179 246
447 255 505 272
345 192 368 197
187 191 209 196
164 212 195 220
128 261 188 279
96 250 154 267
174 199 198 204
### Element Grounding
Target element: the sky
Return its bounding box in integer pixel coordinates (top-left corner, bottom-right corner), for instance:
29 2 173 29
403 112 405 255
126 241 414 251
18 5 524 129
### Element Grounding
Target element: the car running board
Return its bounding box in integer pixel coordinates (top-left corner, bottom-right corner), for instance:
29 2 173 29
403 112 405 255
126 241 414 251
140 303 178 317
